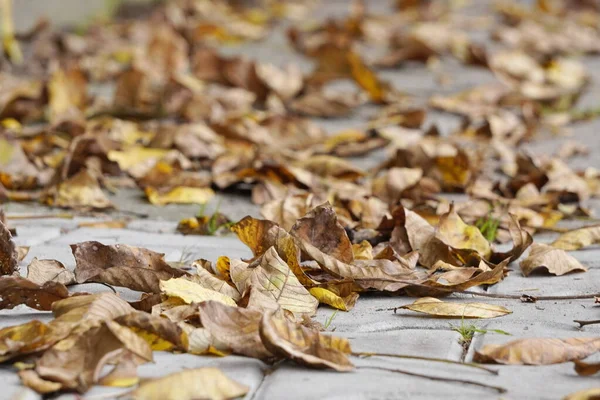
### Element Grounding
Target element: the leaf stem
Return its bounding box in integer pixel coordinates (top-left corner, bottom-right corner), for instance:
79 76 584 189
358 366 506 393
352 352 498 374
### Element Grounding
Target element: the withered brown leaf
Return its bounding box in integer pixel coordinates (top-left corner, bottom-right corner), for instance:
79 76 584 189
520 243 587 276
0 276 69 311
71 241 186 293
198 300 273 361
259 309 354 371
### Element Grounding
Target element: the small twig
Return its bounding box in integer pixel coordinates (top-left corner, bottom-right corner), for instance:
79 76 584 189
359 366 506 393
351 352 497 375
574 319 600 328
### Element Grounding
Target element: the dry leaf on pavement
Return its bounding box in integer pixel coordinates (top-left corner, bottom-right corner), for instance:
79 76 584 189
259 309 354 372
159 277 237 306
230 247 318 315
123 367 249 400
0 216 18 275
72 242 186 293
198 300 273 361
474 337 600 365
0 276 69 311
551 225 600 251
398 297 511 319
520 243 588 276
26 258 76 286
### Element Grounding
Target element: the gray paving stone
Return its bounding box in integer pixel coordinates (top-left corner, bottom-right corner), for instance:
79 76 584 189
254 362 491 400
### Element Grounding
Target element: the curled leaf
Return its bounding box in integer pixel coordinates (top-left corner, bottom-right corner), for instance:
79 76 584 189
259 309 354 372
198 300 273 361
26 258 76 286
520 243 587 276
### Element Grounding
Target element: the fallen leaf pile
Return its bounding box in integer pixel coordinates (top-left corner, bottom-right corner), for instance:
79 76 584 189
1 0 600 397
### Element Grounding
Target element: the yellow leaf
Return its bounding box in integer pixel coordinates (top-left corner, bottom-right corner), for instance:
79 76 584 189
159 277 237 306
145 186 214 205
309 287 359 311
347 51 387 103
107 147 169 173
125 367 248 400
399 297 511 318
564 388 600 400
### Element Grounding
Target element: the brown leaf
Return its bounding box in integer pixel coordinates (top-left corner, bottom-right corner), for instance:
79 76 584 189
34 321 152 393
0 276 69 311
232 216 316 287
290 203 354 264
230 247 318 315
115 311 188 352
26 258 76 285
405 259 508 297
198 300 273 361
520 243 587 276
51 292 135 326
474 337 600 365
0 216 17 275
259 309 354 371
490 213 532 264
71 241 186 293
551 225 600 251
124 367 249 400
574 359 600 376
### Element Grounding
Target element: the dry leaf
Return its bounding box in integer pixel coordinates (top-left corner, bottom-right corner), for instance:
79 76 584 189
398 297 511 318
230 247 318 315
490 213 532 264
231 216 316 287
198 300 273 360
0 216 17 276
124 367 249 400
290 203 354 264
520 243 587 276
551 225 600 251
0 276 69 311
160 277 237 306
474 337 600 365
145 186 214 205
564 388 600 400
436 203 492 260
189 263 241 301
34 321 152 393
259 309 354 371
26 258 76 286
48 169 113 209
72 242 186 293
574 359 600 376
115 311 188 352
309 287 359 311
